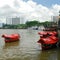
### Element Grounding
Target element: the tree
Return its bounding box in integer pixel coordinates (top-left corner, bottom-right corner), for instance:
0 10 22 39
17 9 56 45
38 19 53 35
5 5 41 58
26 20 40 27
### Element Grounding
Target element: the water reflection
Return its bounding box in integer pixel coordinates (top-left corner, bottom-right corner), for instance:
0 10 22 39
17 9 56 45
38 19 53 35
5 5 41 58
3 41 20 49
39 49 57 60
57 48 60 60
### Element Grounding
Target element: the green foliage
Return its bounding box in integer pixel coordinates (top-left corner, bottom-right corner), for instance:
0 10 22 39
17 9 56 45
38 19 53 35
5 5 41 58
42 21 56 28
17 24 27 29
26 20 40 27
2 20 54 29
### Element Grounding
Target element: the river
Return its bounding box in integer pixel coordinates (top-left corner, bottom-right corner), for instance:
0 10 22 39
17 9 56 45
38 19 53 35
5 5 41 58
0 29 60 60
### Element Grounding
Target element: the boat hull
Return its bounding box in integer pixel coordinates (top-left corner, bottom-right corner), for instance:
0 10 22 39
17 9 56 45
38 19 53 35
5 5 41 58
2 34 20 43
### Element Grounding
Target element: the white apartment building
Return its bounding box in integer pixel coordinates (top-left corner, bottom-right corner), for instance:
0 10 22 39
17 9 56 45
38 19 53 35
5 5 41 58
6 17 20 25
52 11 60 26
52 16 59 24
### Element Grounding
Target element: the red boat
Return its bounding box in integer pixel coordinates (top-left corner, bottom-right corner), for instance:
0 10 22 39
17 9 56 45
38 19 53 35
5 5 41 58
43 27 57 31
47 31 58 36
2 34 20 43
37 31 58 49
38 31 58 37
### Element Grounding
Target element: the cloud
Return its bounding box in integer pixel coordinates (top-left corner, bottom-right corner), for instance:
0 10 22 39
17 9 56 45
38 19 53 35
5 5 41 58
51 4 60 16
0 0 60 23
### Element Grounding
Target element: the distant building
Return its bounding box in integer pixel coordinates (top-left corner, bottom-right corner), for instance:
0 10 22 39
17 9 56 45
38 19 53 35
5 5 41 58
6 17 20 25
0 23 3 28
52 16 59 24
6 17 12 25
52 16 58 22
20 17 24 24
12 17 20 25
52 11 60 27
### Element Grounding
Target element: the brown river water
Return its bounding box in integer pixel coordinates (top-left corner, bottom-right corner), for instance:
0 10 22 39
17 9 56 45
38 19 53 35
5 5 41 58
0 29 60 60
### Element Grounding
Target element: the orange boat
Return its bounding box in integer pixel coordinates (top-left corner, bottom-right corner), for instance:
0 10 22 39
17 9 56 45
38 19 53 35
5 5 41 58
2 34 20 43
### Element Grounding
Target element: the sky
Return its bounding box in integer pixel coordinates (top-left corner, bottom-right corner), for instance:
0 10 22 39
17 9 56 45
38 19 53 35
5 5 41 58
33 0 60 7
0 0 60 23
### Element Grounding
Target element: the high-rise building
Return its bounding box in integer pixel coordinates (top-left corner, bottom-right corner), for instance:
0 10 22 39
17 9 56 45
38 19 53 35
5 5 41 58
52 16 58 23
6 17 20 25
52 11 60 27
6 17 12 25
58 11 60 26
12 17 20 25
